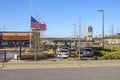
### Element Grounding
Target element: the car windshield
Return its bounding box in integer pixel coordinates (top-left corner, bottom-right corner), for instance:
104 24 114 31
84 49 92 51
59 50 68 52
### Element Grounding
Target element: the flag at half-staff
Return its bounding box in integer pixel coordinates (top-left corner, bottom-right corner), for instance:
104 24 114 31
31 16 47 31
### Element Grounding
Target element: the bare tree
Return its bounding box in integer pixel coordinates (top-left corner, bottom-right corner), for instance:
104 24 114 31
110 24 114 52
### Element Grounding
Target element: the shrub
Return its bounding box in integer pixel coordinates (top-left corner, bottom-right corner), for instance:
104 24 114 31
103 52 120 60
43 53 54 58
92 47 103 56
92 46 120 60
46 45 54 49
21 53 54 60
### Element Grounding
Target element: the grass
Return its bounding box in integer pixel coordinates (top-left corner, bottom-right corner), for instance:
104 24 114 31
92 45 120 60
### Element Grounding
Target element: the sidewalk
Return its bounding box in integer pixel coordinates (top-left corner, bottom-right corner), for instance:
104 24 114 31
1 60 120 69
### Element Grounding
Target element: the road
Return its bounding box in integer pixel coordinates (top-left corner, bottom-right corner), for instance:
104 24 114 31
0 67 120 80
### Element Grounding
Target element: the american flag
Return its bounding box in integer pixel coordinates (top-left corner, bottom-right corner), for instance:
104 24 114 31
31 16 47 31
37 23 47 31
31 16 40 28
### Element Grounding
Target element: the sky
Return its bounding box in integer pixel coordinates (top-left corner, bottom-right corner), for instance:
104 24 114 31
0 0 120 38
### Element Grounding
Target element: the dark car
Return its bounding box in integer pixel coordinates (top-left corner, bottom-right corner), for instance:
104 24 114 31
79 48 94 57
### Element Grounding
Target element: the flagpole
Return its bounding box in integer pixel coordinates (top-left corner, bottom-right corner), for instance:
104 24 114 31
30 0 32 49
30 0 36 61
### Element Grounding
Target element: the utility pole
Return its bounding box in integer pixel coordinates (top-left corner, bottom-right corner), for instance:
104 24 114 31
78 18 81 45
97 10 104 48
72 24 77 39
111 24 114 52
34 30 37 61
79 18 81 39
72 24 77 53
3 26 5 32
78 17 81 58
19 41 22 60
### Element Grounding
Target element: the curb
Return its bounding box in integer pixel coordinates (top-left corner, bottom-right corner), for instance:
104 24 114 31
1 60 120 69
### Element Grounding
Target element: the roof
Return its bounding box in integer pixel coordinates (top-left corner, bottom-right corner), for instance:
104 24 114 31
0 31 30 33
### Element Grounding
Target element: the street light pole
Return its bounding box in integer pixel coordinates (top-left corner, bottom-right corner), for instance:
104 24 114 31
72 24 77 39
72 24 77 49
3 26 5 32
97 10 104 48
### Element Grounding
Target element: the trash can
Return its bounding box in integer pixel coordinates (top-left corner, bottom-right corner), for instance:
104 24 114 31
14 54 18 60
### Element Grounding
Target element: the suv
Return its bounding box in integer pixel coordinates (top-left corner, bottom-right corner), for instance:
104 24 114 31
79 48 94 57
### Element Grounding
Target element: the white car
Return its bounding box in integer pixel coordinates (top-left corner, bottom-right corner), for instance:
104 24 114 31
57 49 70 58
57 46 69 51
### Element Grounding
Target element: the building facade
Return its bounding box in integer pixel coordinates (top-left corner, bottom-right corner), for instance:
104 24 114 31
0 32 30 47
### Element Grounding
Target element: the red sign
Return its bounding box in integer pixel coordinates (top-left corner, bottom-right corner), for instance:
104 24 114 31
2 36 30 40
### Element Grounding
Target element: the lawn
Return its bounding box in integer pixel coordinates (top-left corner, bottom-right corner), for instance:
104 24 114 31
92 45 120 60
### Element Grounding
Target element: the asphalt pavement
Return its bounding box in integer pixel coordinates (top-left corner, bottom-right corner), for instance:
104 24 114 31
0 67 120 80
1 59 120 80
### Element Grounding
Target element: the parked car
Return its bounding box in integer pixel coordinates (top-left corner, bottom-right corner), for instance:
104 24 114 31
79 48 94 57
57 49 70 58
57 45 69 52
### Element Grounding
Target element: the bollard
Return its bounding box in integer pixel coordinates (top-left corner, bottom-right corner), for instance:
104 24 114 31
4 50 6 61
14 54 18 60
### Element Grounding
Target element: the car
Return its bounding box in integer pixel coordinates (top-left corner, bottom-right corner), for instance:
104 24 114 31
57 45 69 52
79 48 94 57
57 49 70 58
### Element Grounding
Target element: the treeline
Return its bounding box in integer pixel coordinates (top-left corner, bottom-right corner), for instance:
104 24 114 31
94 34 120 40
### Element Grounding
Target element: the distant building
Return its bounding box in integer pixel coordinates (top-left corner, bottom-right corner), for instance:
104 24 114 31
0 31 30 47
104 39 120 44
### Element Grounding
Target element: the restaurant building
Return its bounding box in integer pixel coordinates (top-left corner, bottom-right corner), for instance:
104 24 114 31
0 31 30 47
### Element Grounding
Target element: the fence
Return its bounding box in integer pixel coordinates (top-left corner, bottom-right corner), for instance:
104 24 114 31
0 50 6 62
